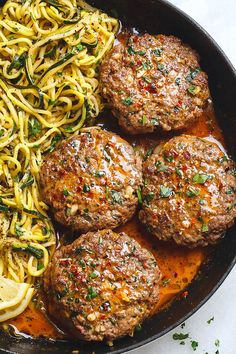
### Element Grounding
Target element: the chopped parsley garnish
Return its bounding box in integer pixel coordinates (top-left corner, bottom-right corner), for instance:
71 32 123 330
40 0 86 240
164 154 174 162
137 187 142 204
186 187 199 198
161 278 171 287
151 118 159 126
93 170 106 178
160 185 173 198
175 167 183 177
0 129 4 137
63 187 70 196
172 333 189 340
152 48 162 56
218 155 228 163
89 270 100 279
83 184 91 193
175 77 181 86
193 173 210 184
191 340 198 351
127 46 146 56
201 223 209 232
157 165 169 173
225 187 236 195
186 68 201 82
111 190 122 204
188 85 200 95
207 316 214 324
157 63 165 71
144 148 153 161
86 287 98 300
215 339 220 347
122 97 133 106
103 147 111 162
140 115 147 125
199 199 205 205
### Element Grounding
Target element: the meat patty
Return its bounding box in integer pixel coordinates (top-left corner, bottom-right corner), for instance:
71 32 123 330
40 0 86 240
44 229 161 341
100 34 210 134
139 135 236 247
40 127 142 232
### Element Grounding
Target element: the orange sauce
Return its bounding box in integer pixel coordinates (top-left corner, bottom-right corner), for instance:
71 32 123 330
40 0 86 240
4 103 225 340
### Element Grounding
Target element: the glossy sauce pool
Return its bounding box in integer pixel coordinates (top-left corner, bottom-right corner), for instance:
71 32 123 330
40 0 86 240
2 102 226 341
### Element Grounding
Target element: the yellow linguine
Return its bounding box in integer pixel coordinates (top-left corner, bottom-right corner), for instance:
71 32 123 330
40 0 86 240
0 0 118 292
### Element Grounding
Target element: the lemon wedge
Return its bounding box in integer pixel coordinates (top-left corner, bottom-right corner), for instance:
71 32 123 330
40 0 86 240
0 276 34 322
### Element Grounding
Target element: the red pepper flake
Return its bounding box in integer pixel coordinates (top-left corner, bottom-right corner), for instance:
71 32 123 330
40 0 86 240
181 290 189 299
183 151 191 160
177 100 183 107
60 259 71 266
147 83 157 93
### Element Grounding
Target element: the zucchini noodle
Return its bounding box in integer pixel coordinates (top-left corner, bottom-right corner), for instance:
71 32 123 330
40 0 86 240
0 0 118 287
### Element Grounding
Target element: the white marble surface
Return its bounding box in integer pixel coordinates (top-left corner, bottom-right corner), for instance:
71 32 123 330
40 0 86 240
130 1 236 354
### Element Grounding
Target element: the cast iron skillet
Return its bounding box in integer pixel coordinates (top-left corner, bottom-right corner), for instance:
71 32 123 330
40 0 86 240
0 0 235 353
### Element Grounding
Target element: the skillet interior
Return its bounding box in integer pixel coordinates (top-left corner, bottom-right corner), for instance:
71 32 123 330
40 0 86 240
0 0 235 353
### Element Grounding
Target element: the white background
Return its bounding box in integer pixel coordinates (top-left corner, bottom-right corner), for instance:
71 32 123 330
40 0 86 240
131 1 236 354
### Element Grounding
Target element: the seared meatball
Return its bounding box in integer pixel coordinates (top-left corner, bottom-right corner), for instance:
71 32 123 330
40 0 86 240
40 127 142 232
100 34 210 134
139 135 236 247
44 229 161 341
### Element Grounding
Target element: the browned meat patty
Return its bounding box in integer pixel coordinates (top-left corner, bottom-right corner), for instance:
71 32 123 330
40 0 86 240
100 34 210 134
40 127 142 233
139 135 236 247
44 229 161 341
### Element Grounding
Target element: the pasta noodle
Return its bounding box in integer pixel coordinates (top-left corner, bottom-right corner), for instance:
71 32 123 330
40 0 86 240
0 0 118 286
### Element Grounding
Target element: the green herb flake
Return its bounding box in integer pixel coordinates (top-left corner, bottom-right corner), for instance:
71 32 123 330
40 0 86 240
201 223 209 233
218 155 228 163
172 333 189 340
152 48 162 56
89 270 100 279
122 97 133 106
86 287 98 300
207 316 214 324
188 85 200 95
193 173 210 184
151 118 159 126
111 190 122 205
137 187 142 204
157 63 165 71
140 115 147 125
93 170 106 178
144 148 153 161
199 199 205 205
175 77 181 86
63 187 70 196
215 339 220 347
0 129 4 137
186 187 199 198
161 278 171 287
160 185 173 198
83 184 91 193
191 340 198 351
37 263 44 271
